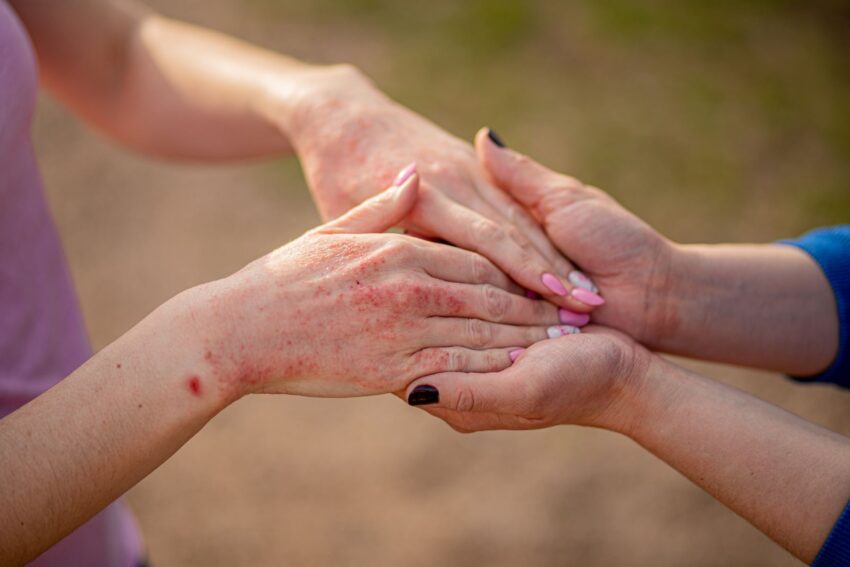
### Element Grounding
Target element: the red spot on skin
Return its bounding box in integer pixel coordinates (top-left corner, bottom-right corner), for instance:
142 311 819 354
187 376 202 397
116 363 122 369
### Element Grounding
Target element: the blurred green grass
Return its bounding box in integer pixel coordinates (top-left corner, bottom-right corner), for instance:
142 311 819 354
246 0 849 242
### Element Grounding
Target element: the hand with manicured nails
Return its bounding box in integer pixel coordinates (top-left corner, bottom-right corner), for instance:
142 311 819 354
201 165 564 400
473 128 838 374
473 128 675 347
404 325 644 430
281 69 601 315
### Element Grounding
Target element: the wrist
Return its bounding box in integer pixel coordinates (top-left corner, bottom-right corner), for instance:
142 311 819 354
602 348 677 439
586 336 657 433
154 281 253 408
645 242 711 354
259 63 385 153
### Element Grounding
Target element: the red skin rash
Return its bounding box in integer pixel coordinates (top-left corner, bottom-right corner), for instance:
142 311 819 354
187 376 202 397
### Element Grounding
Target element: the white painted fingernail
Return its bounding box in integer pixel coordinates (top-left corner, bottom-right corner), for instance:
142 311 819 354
568 270 598 293
547 325 580 338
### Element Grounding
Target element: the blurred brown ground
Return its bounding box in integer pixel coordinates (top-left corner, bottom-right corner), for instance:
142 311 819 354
32 0 850 565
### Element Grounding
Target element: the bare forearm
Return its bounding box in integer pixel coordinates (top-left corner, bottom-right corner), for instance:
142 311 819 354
12 0 366 160
656 243 838 375
0 288 231 564
617 356 850 563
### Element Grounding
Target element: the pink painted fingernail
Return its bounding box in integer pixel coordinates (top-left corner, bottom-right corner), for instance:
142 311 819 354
541 273 567 296
525 289 541 300
509 348 525 363
547 325 580 338
568 270 598 293
393 162 417 187
571 287 605 306
559 308 591 327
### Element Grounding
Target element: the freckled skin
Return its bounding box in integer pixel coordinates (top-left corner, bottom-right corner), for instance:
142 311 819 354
197 231 520 399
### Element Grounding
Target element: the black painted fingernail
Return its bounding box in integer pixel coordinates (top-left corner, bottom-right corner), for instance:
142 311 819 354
408 385 439 406
487 128 506 148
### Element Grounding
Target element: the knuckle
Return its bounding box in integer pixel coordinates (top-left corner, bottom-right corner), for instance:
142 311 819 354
489 349 508 371
466 318 494 347
470 255 493 284
483 285 510 322
446 349 468 371
504 225 523 244
454 386 476 412
372 237 409 265
472 218 504 244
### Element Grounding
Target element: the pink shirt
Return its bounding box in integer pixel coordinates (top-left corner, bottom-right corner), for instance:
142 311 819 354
0 2 143 564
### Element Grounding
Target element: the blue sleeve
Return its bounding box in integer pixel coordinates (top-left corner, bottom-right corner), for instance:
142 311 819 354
778 225 850 387
813 500 850 567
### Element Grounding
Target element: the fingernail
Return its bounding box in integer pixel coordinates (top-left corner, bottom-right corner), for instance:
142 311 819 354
568 270 598 293
571 287 605 306
393 162 417 187
541 273 568 296
525 289 540 300
408 385 439 406
487 128 506 148
559 308 591 327
547 325 580 338
509 348 525 363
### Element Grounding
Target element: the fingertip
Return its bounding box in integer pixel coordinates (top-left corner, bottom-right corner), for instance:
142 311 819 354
407 383 439 406
393 170 419 210
475 127 503 169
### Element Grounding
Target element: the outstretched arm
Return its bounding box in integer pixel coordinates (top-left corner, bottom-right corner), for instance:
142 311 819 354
10 0 341 159
0 174 561 564
10 0 601 311
405 329 850 564
474 129 841 376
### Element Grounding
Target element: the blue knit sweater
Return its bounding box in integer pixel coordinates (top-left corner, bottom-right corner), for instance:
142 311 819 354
780 225 850 566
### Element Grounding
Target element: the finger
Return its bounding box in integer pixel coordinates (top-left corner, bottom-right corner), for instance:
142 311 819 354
475 128 605 219
410 188 585 309
476 180 575 275
423 318 579 349
475 128 605 298
417 244 519 293
422 281 561 326
404 368 524 414
408 347 520 377
315 162 418 235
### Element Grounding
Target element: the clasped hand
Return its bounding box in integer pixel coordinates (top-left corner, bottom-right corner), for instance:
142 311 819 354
204 128 668 438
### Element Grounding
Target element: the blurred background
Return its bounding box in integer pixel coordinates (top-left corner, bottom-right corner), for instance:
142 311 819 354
33 0 850 565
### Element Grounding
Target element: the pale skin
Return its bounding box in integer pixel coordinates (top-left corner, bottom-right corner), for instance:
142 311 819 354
0 176 565 565
4 0 845 564
407 134 847 564
470 128 838 375
10 0 600 312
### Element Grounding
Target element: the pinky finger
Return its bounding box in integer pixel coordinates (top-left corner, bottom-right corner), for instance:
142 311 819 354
408 347 523 378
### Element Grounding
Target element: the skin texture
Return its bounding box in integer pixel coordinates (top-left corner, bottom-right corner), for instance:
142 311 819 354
474 128 839 375
10 0 596 312
0 175 560 565
407 332 850 564
208 174 561 400
406 138 848 564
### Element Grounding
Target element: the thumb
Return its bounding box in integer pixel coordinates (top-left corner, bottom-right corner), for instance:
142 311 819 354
405 367 521 414
316 163 419 235
474 128 591 219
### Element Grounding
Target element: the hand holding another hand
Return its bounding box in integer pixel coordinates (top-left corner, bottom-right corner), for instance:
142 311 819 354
475 128 677 347
195 166 565 402
274 67 603 314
